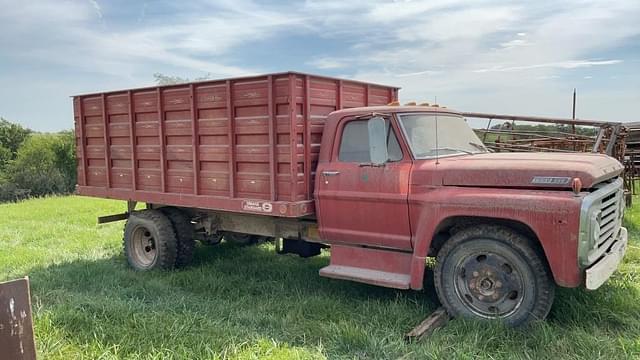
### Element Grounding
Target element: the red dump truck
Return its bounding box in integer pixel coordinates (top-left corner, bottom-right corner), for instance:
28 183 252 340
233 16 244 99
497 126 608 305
74 71 628 326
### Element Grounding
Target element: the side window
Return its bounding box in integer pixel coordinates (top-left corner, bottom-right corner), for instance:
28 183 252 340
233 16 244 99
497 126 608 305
338 120 370 162
338 119 403 162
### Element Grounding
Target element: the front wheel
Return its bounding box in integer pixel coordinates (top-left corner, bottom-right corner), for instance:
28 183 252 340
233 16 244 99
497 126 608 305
434 225 555 326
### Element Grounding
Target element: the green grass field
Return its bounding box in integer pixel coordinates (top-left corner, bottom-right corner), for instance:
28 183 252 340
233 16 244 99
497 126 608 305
1 196 639 359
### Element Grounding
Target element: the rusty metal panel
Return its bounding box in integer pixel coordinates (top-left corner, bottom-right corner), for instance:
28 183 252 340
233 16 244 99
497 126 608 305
0 277 36 360
74 72 399 217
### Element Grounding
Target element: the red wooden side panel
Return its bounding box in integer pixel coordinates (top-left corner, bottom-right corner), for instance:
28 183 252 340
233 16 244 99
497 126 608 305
74 72 398 217
196 82 231 197
134 90 162 192
232 77 271 200
106 93 133 190
73 98 84 186
83 96 108 187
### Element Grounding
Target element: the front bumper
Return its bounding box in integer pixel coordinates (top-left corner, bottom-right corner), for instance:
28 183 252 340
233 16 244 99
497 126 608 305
585 227 628 290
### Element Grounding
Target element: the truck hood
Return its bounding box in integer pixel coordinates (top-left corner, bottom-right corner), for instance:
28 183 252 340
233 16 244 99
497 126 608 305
430 152 623 189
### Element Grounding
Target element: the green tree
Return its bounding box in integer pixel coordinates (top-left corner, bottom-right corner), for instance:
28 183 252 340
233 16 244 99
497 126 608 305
0 118 31 155
7 133 76 197
0 145 11 173
51 130 77 191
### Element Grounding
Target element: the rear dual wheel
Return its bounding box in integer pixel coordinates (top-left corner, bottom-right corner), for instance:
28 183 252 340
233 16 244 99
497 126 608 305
160 207 195 268
123 210 177 271
123 208 195 270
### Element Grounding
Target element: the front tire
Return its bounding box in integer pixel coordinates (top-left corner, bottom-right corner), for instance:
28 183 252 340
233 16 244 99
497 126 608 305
434 225 555 326
123 210 177 271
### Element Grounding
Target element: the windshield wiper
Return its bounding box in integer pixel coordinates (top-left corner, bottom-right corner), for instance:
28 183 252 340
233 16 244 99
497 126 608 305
468 142 488 152
429 147 473 155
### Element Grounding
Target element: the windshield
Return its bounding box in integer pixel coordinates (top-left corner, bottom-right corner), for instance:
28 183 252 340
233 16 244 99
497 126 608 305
398 113 488 159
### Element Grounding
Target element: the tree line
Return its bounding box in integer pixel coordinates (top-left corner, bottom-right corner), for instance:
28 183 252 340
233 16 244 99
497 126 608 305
0 118 76 202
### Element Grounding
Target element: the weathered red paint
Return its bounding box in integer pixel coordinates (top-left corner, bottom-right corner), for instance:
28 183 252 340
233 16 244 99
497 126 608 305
317 114 412 249
76 74 622 292
320 245 413 289
406 185 583 288
74 72 399 217
438 152 623 189
315 106 622 289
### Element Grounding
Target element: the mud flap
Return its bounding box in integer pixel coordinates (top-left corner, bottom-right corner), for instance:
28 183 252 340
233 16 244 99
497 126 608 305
0 277 37 360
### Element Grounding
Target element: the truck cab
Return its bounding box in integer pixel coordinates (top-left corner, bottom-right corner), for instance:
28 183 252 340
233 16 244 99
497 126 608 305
313 105 627 326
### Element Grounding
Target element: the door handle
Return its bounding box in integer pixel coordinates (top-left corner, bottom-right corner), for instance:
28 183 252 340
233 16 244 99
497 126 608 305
322 170 340 176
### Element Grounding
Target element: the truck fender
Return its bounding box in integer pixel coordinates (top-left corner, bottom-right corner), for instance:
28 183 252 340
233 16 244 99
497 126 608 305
407 194 582 290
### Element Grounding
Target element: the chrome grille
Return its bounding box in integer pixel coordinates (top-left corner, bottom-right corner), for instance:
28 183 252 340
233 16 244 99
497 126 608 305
595 191 622 249
578 177 624 266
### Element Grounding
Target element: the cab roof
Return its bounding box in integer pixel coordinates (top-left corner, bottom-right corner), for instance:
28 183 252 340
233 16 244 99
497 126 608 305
330 105 463 118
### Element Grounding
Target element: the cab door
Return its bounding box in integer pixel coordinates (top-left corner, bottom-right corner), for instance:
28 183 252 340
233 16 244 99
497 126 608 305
316 116 412 250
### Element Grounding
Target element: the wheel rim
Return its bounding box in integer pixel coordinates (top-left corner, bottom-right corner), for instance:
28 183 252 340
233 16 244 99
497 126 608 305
131 226 157 267
453 251 525 318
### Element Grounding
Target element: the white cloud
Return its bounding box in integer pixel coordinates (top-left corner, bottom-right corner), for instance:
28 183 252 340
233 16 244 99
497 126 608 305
500 39 530 49
307 57 349 69
536 75 560 80
0 0 303 79
395 70 441 77
304 1 639 118
473 60 623 73
396 6 519 42
88 0 103 19
1 0 639 129
366 0 469 23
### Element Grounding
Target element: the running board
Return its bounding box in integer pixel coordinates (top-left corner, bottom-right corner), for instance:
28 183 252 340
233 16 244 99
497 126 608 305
320 265 411 289
319 245 412 289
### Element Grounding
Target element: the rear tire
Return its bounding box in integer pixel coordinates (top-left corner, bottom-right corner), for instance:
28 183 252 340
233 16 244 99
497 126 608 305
123 210 177 271
160 207 195 268
434 225 555 326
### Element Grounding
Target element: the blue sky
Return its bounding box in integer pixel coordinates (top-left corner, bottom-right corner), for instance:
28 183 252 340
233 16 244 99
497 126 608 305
0 0 639 131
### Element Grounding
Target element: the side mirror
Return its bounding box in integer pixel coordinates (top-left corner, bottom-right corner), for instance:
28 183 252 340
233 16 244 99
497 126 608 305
367 116 388 165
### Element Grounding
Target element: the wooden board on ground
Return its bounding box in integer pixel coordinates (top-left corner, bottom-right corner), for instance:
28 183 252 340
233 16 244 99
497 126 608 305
405 307 450 342
0 277 37 360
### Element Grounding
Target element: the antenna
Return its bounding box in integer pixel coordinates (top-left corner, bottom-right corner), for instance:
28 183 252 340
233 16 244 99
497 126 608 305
571 88 577 135
572 88 577 119
435 96 439 165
